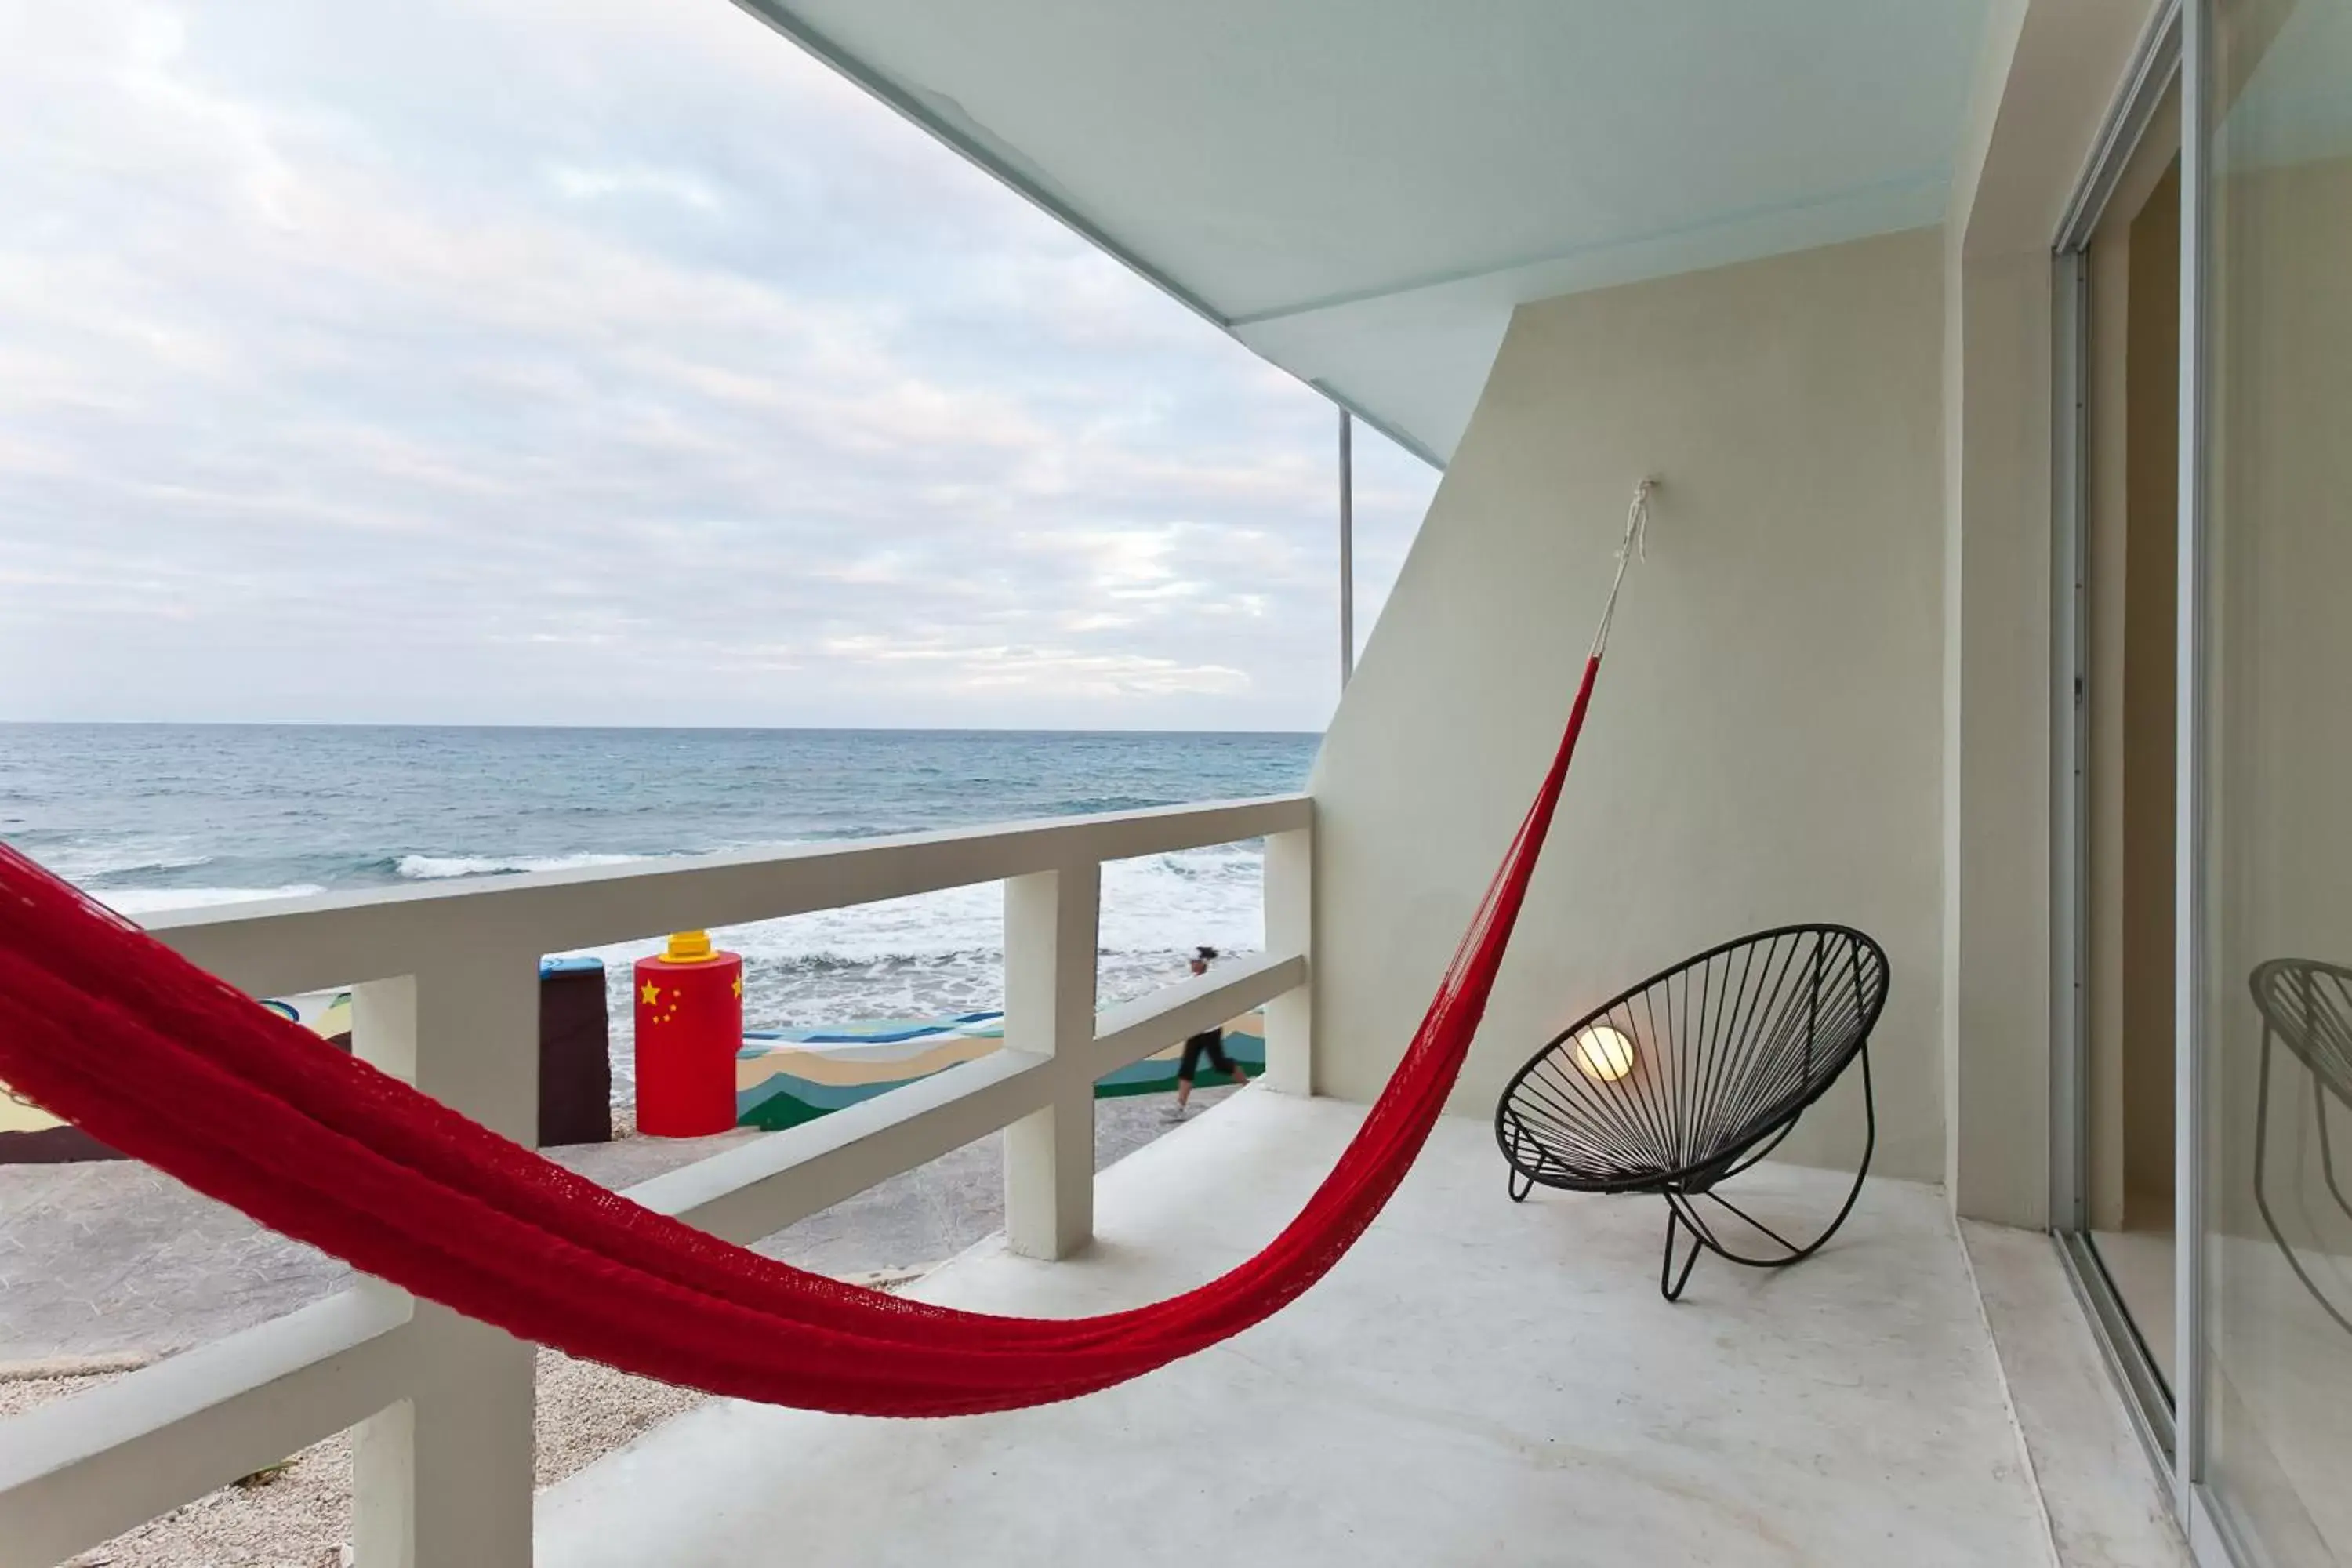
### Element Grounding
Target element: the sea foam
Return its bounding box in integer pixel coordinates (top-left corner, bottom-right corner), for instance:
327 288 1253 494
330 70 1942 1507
395 851 647 880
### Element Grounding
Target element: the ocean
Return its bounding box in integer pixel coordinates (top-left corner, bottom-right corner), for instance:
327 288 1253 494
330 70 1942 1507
0 724 1317 1101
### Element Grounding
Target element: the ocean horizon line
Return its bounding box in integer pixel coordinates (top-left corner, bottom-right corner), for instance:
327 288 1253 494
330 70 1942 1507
0 718 1324 739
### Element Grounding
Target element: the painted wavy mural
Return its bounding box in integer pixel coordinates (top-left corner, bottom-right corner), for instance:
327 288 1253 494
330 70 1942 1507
5 985 1265 1156
2 988 352 1162
735 1011 1267 1132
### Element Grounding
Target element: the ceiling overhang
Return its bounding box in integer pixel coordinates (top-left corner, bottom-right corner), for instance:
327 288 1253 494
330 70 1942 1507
732 1 1991 466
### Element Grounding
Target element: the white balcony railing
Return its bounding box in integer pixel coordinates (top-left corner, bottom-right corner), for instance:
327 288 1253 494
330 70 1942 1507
0 794 1314 1568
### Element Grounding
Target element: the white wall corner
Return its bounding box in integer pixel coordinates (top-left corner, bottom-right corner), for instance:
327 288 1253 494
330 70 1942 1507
1311 227 1949 1185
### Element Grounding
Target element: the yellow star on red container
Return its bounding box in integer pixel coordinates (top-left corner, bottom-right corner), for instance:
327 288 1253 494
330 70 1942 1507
639 980 660 1007
731 975 743 999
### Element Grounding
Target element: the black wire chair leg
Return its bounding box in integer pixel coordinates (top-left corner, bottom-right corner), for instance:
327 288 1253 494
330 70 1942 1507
1665 1042 1879 1282
1660 1201 1704 1301
1700 1189 1803 1254
1504 1127 1539 1203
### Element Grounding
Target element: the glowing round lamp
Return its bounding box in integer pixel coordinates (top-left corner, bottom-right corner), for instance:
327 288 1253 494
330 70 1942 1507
1570 1024 1637 1083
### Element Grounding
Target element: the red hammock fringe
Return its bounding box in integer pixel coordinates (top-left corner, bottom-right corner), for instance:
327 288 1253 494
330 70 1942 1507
0 658 1600 1417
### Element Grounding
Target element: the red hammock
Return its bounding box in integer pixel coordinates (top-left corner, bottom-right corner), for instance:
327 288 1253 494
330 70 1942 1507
0 494 1647 1417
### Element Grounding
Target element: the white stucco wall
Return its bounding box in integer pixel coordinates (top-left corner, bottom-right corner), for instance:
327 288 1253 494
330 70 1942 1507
1308 228 1947 1182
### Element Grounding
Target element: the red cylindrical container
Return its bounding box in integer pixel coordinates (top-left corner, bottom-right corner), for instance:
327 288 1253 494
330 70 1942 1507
633 931 743 1138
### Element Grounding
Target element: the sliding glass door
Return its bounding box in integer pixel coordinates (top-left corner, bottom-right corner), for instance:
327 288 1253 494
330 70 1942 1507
2188 0 2352 1559
2051 15 2185 1461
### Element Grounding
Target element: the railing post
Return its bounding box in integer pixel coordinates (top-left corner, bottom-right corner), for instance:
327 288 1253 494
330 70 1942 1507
1002 863 1099 1260
350 951 539 1568
1262 821 1315 1095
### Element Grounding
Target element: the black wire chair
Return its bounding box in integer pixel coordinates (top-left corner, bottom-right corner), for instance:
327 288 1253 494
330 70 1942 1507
1495 924 1889 1301
2249 959 2352 1336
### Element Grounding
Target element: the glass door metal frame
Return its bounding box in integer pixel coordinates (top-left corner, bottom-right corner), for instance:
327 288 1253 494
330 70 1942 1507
2172 4 2255 1563
2049 2 2259 1560
2046 0 2186 1488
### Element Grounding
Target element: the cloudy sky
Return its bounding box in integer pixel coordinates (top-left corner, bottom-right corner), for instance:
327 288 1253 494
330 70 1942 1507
0 0 1436 731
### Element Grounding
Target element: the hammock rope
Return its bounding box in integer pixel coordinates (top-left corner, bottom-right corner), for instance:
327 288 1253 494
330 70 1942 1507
0 485 1652 1418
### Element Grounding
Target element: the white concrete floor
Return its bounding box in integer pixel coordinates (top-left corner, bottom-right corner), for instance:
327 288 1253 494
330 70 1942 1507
539 1092 2053 1567
1962 1221 2188 1566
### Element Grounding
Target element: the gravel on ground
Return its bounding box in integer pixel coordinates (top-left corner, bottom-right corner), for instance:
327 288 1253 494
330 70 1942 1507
4 1083 1243 1567
11 1347 713 1568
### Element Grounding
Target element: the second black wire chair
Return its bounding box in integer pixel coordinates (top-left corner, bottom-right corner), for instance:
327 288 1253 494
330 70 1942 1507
1495 924 1889 1301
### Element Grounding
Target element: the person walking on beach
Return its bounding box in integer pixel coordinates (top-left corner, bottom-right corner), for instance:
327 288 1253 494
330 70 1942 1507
1167 946 1248 1120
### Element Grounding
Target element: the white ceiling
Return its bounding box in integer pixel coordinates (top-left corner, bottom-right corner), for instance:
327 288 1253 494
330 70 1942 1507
735 1 1991 464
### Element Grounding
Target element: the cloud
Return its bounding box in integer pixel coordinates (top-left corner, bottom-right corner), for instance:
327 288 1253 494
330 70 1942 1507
0 0 1438 730
550 162 728 212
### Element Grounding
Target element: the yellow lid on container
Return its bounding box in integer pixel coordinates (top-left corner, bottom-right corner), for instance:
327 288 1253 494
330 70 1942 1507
662 930 717 964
